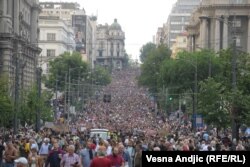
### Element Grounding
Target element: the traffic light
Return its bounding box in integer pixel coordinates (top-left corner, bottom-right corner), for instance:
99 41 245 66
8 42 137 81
103 94 111 103
169 97 173 101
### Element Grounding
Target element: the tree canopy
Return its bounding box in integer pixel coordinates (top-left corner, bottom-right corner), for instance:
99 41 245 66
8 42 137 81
139 45 250 129
139 42 157 63
45 52 111 91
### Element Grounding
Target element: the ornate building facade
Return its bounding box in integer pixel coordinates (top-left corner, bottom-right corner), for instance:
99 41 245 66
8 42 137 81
0 0 41 93
186 0 250 53
95 19 126 70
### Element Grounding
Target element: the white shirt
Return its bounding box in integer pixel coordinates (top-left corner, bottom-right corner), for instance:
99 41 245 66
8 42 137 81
39 143 50 155
106 146 112 156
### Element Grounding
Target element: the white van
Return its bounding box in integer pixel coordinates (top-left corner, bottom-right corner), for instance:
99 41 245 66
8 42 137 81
90 129 110 140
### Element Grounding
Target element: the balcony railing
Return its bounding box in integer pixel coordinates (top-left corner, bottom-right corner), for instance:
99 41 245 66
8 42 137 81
201 0 250 6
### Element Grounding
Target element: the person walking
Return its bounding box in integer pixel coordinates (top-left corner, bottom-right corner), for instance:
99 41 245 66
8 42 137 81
46 142 64 167
3 141 18 167
60 145 81 167
107 147 124 167
80 141 95 167
90 146 111 167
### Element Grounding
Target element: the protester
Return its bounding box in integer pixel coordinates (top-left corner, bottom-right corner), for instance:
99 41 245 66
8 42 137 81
80 141 94 167
0 68 249 167
3 141 18 167
90 146 111 167
46 142 64 167
60 145 81 167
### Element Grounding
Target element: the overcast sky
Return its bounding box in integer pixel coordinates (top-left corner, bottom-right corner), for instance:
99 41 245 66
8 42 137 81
40 0 177 60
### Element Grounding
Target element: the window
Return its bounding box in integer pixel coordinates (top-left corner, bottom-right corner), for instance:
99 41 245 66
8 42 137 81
232 19 241 28
111 42 114 49
117 51 120 57
99 50 103 57
99 41 104 49
111 51 113 57
117 43 120 49
236 36 241 47
47 49 55 57
47 33 56 41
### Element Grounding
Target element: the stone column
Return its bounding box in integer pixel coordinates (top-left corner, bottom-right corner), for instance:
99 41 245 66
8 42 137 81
0 0 8 15
214 19 220 52
7 0 12 16
223 16 229 49
248 16 250 53
200 18 208 49
31 7 39 43
13 0 20 34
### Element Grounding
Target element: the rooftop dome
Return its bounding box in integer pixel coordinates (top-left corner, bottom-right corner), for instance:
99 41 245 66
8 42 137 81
110 19 122 30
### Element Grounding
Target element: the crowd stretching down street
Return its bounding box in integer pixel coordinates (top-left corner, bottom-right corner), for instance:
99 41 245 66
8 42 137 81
0 68 250 167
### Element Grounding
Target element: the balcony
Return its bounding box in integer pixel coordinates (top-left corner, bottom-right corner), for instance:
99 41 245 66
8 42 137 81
201 0 250 6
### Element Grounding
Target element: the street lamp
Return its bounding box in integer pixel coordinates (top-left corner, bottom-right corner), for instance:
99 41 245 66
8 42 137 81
175 57 198 131
35 56 57 132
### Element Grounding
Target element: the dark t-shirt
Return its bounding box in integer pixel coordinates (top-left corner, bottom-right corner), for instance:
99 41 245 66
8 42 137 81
90 157 112 167
46 149 64 167
0 145 5 159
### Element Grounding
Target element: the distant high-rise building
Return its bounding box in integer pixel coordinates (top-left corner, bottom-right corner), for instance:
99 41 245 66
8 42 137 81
155 27 163 46
95 19 126 70
163 0 201 49
39 2 97 68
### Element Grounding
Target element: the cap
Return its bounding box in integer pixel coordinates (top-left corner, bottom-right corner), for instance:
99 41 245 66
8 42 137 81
15 157 28 165
31 144 37 150
44 138 50 142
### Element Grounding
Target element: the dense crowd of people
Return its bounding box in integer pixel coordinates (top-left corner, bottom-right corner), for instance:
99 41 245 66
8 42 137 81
0 68 249 167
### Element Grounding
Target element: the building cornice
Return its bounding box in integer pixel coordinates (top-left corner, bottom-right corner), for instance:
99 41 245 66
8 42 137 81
38 25 74 35
39 40 75 47
199 4 250 10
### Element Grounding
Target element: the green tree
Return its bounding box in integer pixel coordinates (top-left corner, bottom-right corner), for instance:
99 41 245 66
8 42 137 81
0 75 13 127
198 78 230 129
91 66 111 86
160 50 220 94
45 52 88 91
139 42 156 63
139 44 171 93
197 49 250 130
19 86 53 126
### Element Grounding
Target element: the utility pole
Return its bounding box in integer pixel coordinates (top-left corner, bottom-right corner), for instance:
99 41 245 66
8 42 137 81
55 74 58 100
54 74 58 120
36 67 42 132
14 51 20 134
64 74 67 117
232 14 238 141
194 63 198 131
208 54 212 77
67 68 71 125
77 71 80 101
